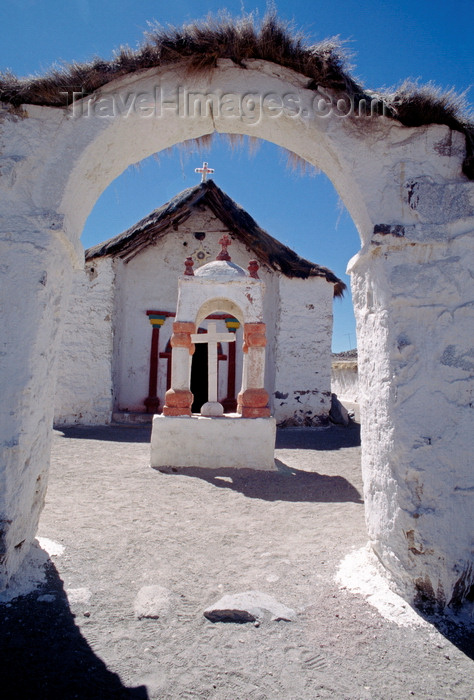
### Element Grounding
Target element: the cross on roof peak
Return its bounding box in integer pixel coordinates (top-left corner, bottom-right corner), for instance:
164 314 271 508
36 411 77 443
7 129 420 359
195 161 214 183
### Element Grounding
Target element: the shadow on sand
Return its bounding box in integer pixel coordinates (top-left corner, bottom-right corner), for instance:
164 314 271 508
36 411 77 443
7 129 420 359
416 608 474 662
0 561 148 700
155 460 363 504
275 423 361 450
55 425 152 443
56 423 360 451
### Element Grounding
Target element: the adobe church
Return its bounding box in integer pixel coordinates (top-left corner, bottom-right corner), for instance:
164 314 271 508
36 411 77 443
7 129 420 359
54 176 344 427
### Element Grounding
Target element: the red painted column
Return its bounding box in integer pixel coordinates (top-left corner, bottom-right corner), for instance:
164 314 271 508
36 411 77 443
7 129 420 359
222 317 240 413
144 313 167 414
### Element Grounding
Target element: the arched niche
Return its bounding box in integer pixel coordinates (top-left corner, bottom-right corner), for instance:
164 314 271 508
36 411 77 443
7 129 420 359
196 298 244 328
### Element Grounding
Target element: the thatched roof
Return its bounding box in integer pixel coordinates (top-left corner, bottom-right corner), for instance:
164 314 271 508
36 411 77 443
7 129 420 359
85 179 346 297
1 13 473 178
332 349 357 360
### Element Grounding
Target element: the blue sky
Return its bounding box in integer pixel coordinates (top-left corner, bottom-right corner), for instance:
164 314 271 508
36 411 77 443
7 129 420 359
2 1 473 351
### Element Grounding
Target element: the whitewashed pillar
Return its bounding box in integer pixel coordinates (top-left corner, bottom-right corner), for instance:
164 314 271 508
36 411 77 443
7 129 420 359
162 321 195 416
238 323 270 418
0 216 76 588
349 225 474 610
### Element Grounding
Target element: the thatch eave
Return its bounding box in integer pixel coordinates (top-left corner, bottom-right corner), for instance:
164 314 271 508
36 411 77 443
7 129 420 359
1 13 472 178
85 179 346 297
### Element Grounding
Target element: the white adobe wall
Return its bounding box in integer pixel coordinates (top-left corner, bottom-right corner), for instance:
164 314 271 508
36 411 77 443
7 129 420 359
349 215 474 610
113 247 176 414
331 361 359 402
274 276 333 425
54 258 115 425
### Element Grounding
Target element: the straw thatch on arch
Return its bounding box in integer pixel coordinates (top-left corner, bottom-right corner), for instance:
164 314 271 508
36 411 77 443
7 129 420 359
85 179 346 297
1 13 472 178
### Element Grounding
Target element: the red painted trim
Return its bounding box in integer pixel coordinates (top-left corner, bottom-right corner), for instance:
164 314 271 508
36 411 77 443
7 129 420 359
144 325 161 413
146 310 175 317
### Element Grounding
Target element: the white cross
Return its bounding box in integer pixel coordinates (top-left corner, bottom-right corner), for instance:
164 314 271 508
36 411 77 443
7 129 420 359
191 322 235 412
195 161 214 183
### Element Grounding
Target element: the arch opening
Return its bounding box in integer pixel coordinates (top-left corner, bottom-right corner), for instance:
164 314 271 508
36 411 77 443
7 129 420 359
54 62 375 248
2 58 473 612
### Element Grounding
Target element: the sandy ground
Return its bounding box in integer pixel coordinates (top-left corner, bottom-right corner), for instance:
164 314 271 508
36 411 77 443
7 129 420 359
0 421 473 699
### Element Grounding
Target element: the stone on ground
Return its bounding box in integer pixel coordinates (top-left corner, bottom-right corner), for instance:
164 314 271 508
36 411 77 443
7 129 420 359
204 590 296 623
66 587 92 605
133 585 173 619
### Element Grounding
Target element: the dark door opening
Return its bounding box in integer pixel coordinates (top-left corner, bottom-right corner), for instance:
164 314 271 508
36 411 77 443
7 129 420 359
191 343 208 412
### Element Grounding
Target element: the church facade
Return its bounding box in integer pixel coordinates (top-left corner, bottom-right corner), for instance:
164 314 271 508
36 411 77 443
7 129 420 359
54 180 344 427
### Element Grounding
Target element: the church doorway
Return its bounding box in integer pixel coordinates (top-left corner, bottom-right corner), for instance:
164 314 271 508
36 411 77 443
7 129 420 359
189 321 236 413
190 343 208 412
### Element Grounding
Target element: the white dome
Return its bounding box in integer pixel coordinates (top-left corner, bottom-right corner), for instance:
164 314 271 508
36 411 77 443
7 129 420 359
194 260 247 279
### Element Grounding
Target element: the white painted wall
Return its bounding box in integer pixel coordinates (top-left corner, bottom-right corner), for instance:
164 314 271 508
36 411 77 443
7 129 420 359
349 230 474 609
54 258 115 424
274 276 333 425
331 361 359 402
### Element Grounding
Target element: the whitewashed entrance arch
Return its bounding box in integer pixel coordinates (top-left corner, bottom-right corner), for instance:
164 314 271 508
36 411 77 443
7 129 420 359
1 59 473 609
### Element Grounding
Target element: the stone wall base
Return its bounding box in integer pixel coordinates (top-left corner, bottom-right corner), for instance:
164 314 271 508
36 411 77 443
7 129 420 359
150 414 276 470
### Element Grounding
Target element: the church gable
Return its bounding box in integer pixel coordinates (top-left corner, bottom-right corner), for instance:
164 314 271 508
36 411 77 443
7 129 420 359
85 180 345 297
121 204 278 281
